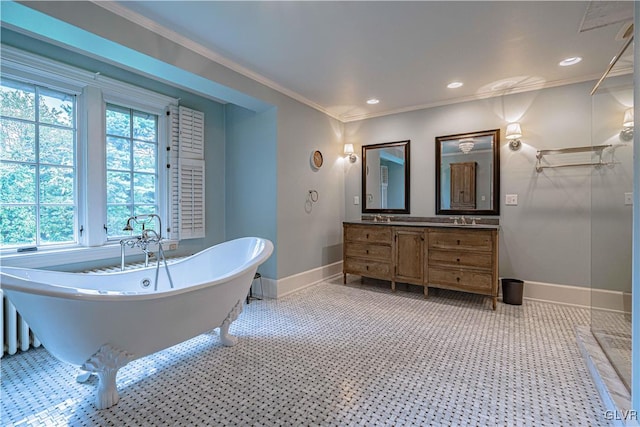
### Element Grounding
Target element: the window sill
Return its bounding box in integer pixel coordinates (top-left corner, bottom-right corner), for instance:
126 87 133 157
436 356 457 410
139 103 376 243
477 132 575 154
1 241 179 269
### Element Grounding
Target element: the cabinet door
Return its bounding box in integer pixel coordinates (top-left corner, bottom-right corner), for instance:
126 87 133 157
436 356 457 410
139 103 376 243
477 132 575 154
394 229 425 283
450 162 476 209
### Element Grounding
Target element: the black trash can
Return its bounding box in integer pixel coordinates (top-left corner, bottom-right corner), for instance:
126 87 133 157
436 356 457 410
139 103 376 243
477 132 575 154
502 278 524 305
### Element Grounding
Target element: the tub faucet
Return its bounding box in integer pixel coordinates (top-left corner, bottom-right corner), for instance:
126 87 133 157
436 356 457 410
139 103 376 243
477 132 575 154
123 214 163 241
120 214 164 270
119 214 174 290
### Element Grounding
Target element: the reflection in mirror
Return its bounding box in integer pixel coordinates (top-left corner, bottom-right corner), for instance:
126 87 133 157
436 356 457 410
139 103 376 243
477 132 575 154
436 129 500 215
362 140 410 214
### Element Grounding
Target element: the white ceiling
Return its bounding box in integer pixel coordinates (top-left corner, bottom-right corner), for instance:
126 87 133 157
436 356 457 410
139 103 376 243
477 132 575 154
102 1 633 122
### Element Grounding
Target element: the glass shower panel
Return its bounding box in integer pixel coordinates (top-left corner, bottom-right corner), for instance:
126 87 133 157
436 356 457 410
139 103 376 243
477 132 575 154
591 69 633 391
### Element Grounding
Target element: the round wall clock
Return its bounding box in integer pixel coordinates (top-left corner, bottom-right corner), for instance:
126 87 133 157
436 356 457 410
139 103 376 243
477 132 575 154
311 150 323 170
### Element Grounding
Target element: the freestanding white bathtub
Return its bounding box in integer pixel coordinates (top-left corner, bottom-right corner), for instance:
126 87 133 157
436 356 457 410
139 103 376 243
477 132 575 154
0 237 273 409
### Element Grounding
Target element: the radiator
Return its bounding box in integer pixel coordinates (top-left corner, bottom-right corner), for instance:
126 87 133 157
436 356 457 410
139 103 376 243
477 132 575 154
1 289 41 358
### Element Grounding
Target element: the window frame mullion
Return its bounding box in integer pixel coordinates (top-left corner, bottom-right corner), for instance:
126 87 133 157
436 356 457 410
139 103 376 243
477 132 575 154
34 86 41 247
80 85 107 247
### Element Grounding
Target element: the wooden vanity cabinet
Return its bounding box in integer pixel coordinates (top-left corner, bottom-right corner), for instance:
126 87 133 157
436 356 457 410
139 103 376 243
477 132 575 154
343 223 393 284
343 222 499 310
393 228 426 294
426 228 499 310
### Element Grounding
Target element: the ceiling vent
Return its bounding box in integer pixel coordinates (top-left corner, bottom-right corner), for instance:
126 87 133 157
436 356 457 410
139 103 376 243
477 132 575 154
579 1 633 32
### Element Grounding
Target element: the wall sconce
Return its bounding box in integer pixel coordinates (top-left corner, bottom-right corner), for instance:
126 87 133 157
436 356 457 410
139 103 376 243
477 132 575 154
505 122 522 151
620 107 634 141
458 138 475 154
344 143 357 163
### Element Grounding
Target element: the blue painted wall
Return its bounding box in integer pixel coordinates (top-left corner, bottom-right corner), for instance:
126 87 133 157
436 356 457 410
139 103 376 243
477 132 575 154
224 104 278 278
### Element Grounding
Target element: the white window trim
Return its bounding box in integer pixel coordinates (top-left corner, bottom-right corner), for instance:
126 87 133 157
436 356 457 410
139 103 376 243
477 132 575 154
0 46 179 268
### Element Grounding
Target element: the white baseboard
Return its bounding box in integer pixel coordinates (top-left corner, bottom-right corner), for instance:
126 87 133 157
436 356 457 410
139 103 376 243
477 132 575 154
257 263 631 314
519 280 631 313
258 261 343 299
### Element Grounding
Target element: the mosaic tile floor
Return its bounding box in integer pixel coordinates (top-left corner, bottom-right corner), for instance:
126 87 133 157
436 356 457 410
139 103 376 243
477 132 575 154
1 277 611 426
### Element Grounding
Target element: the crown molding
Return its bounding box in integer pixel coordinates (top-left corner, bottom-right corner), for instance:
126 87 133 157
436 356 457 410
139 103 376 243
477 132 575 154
89 1 633 125
340 69 632 123
91 0 341 121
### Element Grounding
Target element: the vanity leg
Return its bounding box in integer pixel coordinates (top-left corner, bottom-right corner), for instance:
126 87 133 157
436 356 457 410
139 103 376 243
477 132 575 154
424 286 429 299
391 281 396 292
343 273 346 284
492 296 497 311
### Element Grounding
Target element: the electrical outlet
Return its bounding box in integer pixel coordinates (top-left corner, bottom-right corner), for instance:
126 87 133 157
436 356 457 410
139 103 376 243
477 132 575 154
505 194 518 206
625 192 633 206
354 195 360 205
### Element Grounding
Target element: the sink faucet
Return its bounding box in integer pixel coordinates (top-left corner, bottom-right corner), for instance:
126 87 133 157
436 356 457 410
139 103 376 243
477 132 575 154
459 216 467 225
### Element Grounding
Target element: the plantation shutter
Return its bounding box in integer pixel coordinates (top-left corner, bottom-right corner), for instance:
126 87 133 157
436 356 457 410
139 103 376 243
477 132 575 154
178 106 205 159
179 159 205 239
167 105 205 240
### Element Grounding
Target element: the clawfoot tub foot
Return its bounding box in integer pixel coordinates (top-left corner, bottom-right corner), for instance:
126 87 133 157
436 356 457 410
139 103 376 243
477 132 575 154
81 344 132 409
219 322 239 346
219 299 243 347
75 369 92 383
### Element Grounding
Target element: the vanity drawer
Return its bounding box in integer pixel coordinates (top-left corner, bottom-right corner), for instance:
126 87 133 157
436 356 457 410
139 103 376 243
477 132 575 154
428 230 493 252
428 249 493 270
345 243 391 261
345 225 392 244
344 258 391 279
428 267 494 294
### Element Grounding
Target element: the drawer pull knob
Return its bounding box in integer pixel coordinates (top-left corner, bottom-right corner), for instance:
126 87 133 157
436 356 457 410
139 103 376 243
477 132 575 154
457 258 460 262
366 250 369 254
457 240 461 245
456 277 461 282
366 233 369 239
366 265 369 270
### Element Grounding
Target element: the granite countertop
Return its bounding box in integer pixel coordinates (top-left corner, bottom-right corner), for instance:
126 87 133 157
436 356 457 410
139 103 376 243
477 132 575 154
343 219 500 230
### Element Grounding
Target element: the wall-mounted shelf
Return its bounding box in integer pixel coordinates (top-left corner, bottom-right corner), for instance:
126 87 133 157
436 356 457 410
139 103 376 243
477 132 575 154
535 144 614 173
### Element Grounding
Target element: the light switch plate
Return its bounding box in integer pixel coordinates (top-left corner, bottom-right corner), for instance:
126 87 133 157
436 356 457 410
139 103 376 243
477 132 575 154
625 192 633 206
505 194 518 206
354 195 360 205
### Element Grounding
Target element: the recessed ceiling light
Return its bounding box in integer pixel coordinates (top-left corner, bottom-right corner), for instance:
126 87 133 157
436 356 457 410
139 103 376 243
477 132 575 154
447 81 464 89
366 98 380 105
559 57 582 66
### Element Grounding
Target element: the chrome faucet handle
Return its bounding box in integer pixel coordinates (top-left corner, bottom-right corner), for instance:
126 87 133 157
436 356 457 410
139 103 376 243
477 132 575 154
459 216 467 225
449 216 459 224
